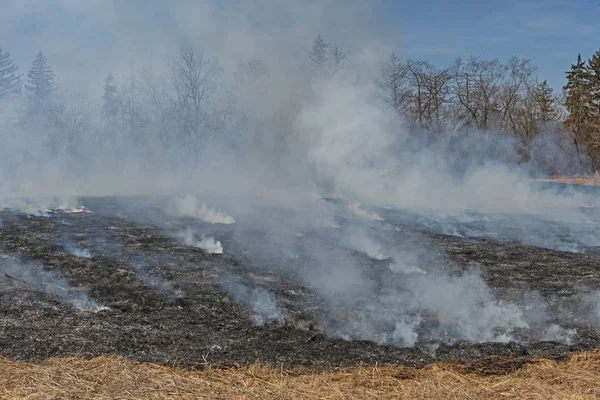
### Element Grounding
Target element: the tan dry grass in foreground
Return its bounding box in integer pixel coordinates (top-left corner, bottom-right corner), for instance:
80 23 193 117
2 353 600 400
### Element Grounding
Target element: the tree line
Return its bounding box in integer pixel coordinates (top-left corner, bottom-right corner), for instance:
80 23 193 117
564 51 600 169
0 37 597 175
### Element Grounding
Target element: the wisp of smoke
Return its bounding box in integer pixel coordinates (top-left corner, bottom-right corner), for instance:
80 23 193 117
0 255 105 312
0 196 83 216
344 201 384 221
175 227 223 254
170 196 235 224
67 246 92 259
222 279 284 325
131 260 175 294
344 232 388 260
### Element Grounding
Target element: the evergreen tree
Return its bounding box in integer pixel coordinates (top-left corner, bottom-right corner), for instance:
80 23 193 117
307 34 329 71
102 72 121 122
0 47 21 100
379 52 408 115
534 80 556 122
584 49 600 118
564 54 595 168
564 54 591 129
332 45 345 69
25 51 57 113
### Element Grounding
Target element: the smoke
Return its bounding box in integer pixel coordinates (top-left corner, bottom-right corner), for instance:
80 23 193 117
224 211 578 347
130 260 177 294
0 1 588 224
0 255 105 312
170 196 235 225
198 237 224 254
0 0 597 351
388 258 427 275
0 195 83 216
344 232 389 260
175 227 223 254
406 266 528 343
347 201 384 221
543 324 577 345
391 318 421 347
311 251 533 346
67 246 92 259
222 279 284 325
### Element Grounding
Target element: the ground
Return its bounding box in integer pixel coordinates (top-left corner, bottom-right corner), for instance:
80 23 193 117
1 194 600 382
3 352 600 399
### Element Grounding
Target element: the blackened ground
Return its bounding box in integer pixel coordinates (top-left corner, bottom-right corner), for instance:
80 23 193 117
0 196 599 374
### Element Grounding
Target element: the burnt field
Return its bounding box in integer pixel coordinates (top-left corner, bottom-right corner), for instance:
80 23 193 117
1 194 600 373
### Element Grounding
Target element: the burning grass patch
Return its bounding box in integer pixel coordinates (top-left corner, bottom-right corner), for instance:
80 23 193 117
2 352 600 399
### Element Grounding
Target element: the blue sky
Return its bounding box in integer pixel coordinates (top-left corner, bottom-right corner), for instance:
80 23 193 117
0 0 597 93
376 0 600 91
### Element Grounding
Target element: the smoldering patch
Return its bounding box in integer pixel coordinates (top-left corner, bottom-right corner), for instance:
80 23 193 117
174 227 223 254
221 277 285 326
0 254 107 312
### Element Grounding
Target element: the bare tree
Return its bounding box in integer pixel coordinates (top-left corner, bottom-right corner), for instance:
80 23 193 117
450 56 506 131
405 60 429 126
168 45 222 142
118 73 146 146
139 66 173 147
418 62 452 131
61 82 93 156
497 57 537 137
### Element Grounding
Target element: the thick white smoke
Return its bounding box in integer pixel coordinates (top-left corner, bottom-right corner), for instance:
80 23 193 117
198 237 224 254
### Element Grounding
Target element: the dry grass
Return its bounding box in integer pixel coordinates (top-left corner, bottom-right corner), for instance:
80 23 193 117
539 173 600 186
2 352 600 399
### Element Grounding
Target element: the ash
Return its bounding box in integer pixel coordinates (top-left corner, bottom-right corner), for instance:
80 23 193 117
1 194 600 373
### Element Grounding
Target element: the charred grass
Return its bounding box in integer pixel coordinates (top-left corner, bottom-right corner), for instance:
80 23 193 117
3 197 600 397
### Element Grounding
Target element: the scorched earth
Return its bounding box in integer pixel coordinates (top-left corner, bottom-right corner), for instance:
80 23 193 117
1 192 600 375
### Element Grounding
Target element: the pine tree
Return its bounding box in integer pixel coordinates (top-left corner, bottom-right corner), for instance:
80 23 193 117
102 72 121 122
564 54 595 168
0 47 21 100
25 51 57 113
307 34 329 71
332 45 345 69
379 52 408 115
564 54 591 129
584 49 600 118
534 80 556 122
